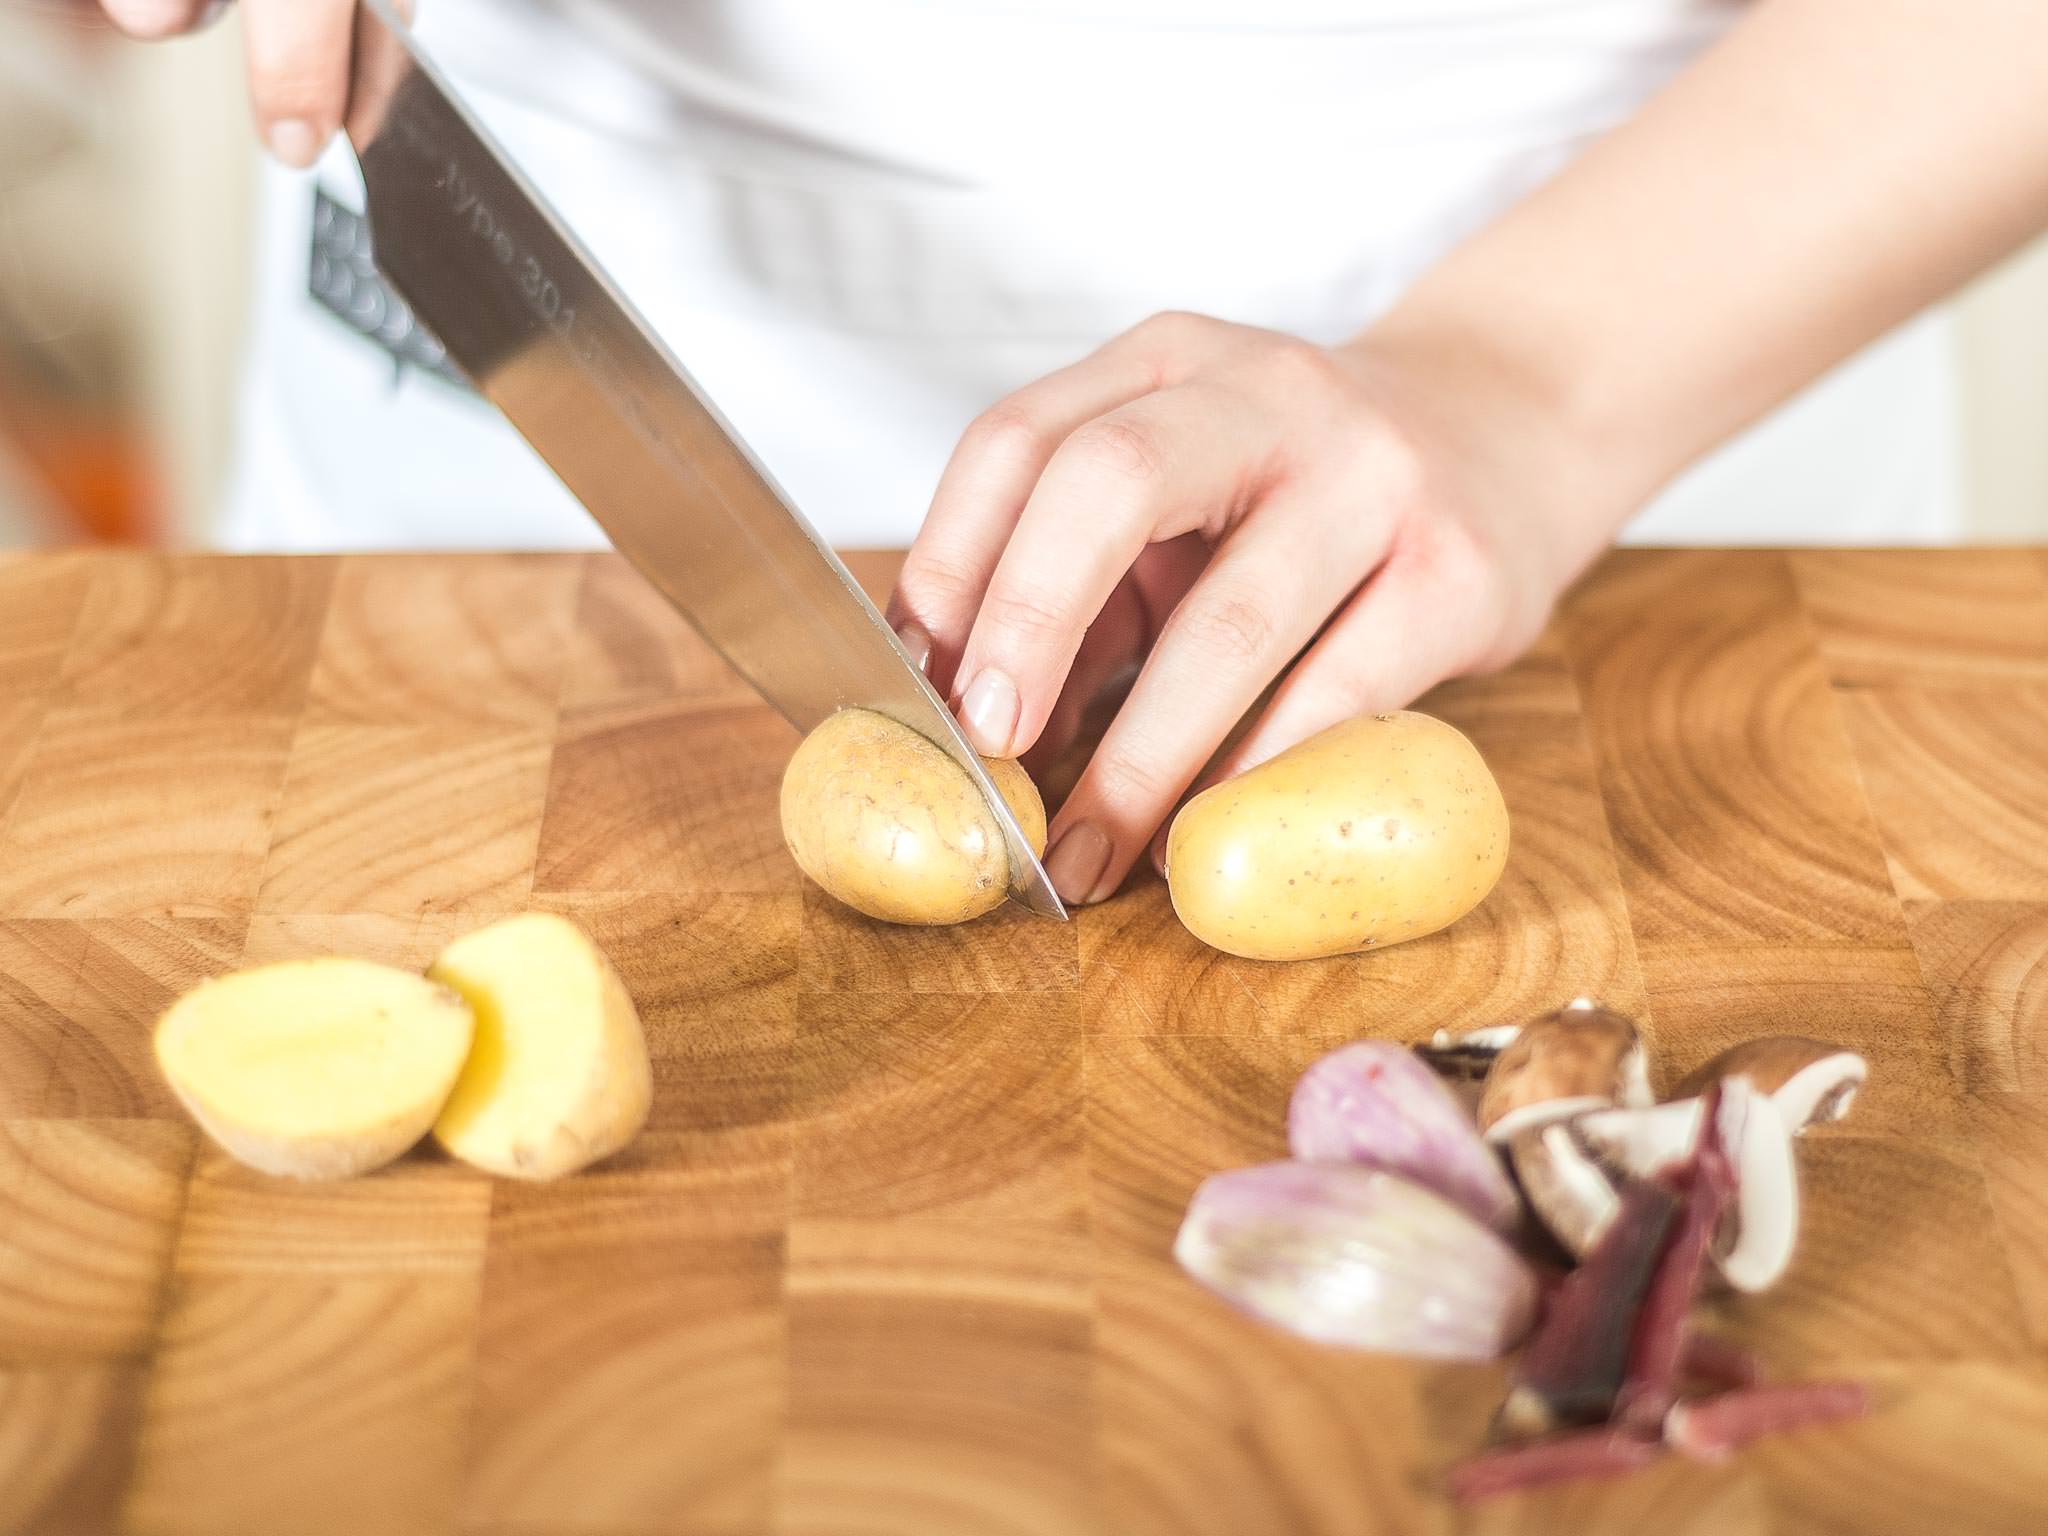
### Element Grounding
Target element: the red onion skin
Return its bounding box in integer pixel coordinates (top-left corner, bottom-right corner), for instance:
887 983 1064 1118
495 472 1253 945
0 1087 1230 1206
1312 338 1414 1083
1448 1427 1664 1503
1498 1177 1681 1438
1618 1083 1738 1428
1287 1043 1521 1232
1676 1331 1764 1391
1174 1162 1540 1360
1666 1382 1871 1462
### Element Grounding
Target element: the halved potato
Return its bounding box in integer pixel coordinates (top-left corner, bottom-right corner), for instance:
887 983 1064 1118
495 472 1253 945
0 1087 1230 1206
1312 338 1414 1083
155 959 475 1180
428 913 652 1180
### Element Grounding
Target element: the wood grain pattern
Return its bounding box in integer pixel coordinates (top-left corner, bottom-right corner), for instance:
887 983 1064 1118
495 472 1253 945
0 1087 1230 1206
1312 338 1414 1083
304 554 581 728
1791 549 2048 689
1837 686 2048 900
55 556 332 722
256 724 553 914
0 548 2044 1535
1970 1093 2048 1348
0 1363 144 1536
1561 551 1907 947
782 1221 1097 1536
1906 901 2048 1094
0 554 92 699
0 1121 193 1360
468 1145 787 1535
0 716 297 919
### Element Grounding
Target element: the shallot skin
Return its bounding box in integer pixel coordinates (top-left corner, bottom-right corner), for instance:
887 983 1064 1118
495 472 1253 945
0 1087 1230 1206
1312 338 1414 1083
1174 1162 1541 1362
1288 1042 1522 1233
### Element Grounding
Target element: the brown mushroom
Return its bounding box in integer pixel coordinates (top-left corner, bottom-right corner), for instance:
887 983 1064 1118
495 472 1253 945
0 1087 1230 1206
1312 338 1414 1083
1510 1079 1800 1293
1673 1037 1866 1131
1417 1023 1523 1081
1477 1000 1652 1144
1414 1023 1522 1116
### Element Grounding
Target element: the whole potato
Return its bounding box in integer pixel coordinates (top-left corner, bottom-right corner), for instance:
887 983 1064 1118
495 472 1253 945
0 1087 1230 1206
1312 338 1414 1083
1165 711 1508 961
780 708 1047 925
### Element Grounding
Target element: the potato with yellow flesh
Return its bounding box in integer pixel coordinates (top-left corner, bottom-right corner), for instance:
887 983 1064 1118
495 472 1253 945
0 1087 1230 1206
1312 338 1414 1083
429 913 651 1179
779 707 1048 924
1166 711 1508 961
154 959 475 1180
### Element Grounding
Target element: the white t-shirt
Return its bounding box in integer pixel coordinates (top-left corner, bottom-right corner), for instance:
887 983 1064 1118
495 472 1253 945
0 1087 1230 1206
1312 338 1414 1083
222 0 1959 551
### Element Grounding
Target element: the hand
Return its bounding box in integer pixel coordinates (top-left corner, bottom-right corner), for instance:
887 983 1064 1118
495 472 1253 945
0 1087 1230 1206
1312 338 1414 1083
889 311 1620 907
99 0 373 168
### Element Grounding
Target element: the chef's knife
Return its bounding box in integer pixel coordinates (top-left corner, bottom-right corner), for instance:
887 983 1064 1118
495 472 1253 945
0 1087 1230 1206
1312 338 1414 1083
341 0 1063 918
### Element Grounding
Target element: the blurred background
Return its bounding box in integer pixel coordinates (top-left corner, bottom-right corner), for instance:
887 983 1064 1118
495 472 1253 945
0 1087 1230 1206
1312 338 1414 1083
4 4 2046 549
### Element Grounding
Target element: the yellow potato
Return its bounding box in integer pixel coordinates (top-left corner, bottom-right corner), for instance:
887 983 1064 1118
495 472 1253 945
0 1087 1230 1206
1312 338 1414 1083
429 913 652 1180
154 959 475 1180
1166 711 1509 961
779 707 1048 924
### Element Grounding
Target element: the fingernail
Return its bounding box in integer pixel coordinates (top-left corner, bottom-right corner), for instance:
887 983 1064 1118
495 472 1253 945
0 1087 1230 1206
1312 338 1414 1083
896 621 933 675
958 668 1020 756
1045 820 1113 905
1149 828 1171 879
266 118 323 169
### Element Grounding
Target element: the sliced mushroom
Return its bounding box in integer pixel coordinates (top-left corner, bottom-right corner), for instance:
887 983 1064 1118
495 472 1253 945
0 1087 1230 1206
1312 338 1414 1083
1414 1024 1523 1118
1673 1037 1867 1132
1477 1001 1652 1144
1510 1079 1800 1293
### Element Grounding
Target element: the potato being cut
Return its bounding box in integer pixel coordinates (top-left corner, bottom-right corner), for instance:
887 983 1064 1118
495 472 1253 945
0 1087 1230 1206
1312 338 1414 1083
154 959 475 1180
779 707 1047 925
428 913 651 1179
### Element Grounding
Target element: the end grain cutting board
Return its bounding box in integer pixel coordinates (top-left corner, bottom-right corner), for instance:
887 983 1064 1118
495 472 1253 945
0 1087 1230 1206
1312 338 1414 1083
1 546 2047 1535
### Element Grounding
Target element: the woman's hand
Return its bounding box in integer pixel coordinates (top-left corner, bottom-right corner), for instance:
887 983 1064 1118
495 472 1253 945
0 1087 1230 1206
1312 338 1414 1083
895 0 2048 911
98 0 367 168
889 311 1619 907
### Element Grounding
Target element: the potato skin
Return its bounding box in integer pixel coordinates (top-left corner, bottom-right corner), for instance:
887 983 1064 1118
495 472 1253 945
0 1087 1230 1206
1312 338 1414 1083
780 708 1048 925
1165 711 1508 961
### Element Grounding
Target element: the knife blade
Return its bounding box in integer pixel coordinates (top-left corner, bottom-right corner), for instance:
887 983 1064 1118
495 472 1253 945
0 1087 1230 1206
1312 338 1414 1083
342 0 1063 918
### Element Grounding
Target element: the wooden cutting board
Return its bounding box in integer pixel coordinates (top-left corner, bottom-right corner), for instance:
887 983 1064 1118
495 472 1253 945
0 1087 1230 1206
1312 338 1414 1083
2 547 2047 1536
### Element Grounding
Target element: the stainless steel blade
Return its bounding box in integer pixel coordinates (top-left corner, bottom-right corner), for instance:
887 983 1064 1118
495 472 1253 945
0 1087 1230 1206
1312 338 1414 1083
342 0 1062 918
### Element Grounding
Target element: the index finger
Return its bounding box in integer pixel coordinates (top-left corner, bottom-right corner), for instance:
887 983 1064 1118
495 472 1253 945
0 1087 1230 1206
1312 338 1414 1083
888 344 1161 693
950 383 1276 758
242 0 358 167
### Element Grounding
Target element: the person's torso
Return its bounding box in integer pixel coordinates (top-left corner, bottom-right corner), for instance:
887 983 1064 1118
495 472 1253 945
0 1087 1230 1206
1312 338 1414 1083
226 0 1957 553
421 0 1745 341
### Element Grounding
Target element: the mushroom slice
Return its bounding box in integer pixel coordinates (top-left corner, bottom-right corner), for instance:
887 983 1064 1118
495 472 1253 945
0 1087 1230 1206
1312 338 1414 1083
1512 1081 1801 1293
1673 1037 1867 1132
1415 1024 1522 1083
1508 1117 1632 1257
1477 1001 1652 1144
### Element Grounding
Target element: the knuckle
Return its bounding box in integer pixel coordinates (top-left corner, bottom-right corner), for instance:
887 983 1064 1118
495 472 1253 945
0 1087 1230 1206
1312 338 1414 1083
1261 334 1349 400
896 549 981 614
1371 422 1436 508
1085 742 1173 812
960 402 1046 466
1133 309 1207 346
1065 417 1167 487
981 581 1076 651
1174 590 1278 667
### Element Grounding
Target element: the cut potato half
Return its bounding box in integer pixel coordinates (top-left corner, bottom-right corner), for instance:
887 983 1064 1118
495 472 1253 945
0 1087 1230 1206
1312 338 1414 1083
154 958 475 1180
428 913 652 1179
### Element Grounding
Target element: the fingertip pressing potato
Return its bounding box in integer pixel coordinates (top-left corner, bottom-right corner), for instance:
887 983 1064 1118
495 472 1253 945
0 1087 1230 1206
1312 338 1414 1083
1166 710 1509 961
154 958 476 1180
779 707 1048 925
429 912 652 1180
